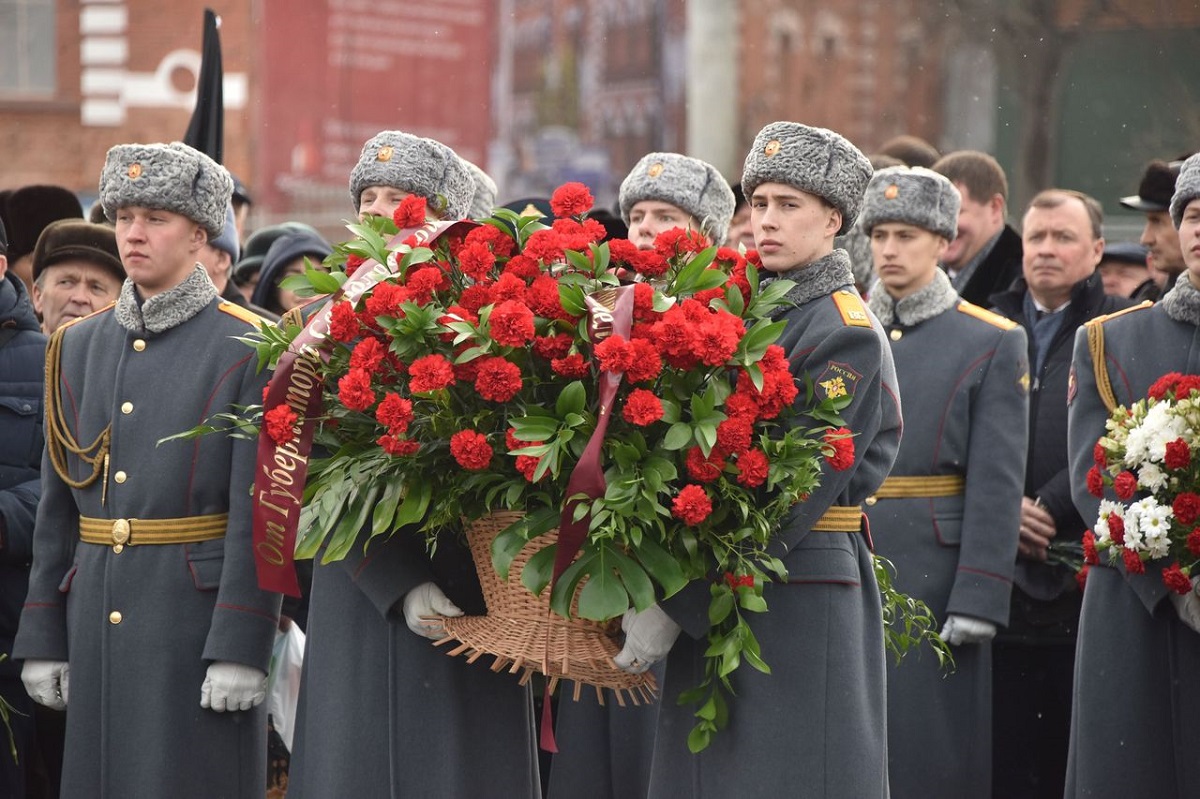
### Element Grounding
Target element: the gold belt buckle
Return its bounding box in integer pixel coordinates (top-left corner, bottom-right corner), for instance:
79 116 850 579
111 519 131 553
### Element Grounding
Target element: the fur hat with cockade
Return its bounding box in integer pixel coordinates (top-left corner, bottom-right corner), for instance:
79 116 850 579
860 166 962 241
741 122 872 236
99 142 232 238
349 131 474 221
463 160 499 219
1170 153 1200 229
618 152 736 245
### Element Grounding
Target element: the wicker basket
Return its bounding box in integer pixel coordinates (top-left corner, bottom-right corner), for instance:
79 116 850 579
434 511 658 705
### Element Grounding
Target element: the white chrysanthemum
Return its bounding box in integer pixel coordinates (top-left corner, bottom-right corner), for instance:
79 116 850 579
1138 462 1168 492
1127 402 1189 465
1144 526 1171 560
1094 500 1124 545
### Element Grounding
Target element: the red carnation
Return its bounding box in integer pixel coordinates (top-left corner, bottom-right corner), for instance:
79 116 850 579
523 230 564 264
632 281 658 322
489 300 536 348
474 357 524 402
449 429 493 470
735 449 770 488
533 333 573 360
1163 562 1193 595
406 266 449 303
685 447 726 483
550 182 595 218
1113 471 1138 501
1108 513 1126 545
622 389 664 426
1122 547 1145 575
1076 564 1090 592
329 300 361 342
1174 493 1200 526
1093 442 1107 469
1086 466 1106 498
502 254 540 280
717 418 754 456
408 354 456 393
392 195 426 229
692 311 744 366
492 273 528 303
337 368 376 412
551 353 590 379
1082 530 1099 565
459 242 497 282
264 404 298 446
824 427 856 471
725 392 761 423
346 253 367 271
459 283 494 315
376 393 413 434
1188 527 1200 556
671 484 713 526
595 335 635 374
625 339 663 383
654 227 708 258
464 224 516 258
365 282 411 321
1165 438 1192 470
1148 373 1183 401
378 434 420 457
350 336 388 372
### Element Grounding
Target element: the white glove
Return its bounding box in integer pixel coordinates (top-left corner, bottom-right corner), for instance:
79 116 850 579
939 614 998 646
200 661 267 712
402 581 464 639
614 605 681 674
1169 577 1200 634
22 659 69 711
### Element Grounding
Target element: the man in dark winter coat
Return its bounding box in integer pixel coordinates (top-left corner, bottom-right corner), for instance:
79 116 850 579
0 215 48 798
988 189 1133 799
15 141 281 798
1119 157 1190 298
933 151 1024 307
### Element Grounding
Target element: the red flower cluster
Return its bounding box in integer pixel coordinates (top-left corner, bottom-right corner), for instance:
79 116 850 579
1148 372 1200 401
672 484 713 525
264 404 298 446
823 428 856 471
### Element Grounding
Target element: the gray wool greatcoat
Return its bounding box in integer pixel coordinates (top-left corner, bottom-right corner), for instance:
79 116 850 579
13 268 281 798
1065 275 1200 798
866 271 1029 798
648 250 902 799
287 529 543 798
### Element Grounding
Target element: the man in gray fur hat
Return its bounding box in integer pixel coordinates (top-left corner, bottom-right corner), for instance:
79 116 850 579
1064 152 1200 798
862 166 1029 797
617 152 736 248
616 121 902 798
287 130 541 799
14 141 281 798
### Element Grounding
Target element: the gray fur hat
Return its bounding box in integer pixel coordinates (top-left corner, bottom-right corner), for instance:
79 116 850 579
618 152 736 245
99 142 233 238
464 160 498 219
349 131 474 220
861 166 961 240
1170 153 1200 229
741 122 871 235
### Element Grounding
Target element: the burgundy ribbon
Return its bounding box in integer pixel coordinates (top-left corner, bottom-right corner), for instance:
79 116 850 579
540 284 637 752
252 219 476 596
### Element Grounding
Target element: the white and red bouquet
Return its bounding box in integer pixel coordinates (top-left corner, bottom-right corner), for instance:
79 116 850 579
1084 372 1200 593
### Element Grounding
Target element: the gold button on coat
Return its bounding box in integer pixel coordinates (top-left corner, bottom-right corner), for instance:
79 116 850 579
133 339 146 351
865 496 878 506
109 611 122 624
890 329 903 341
114 471 127 484
121 402 133 414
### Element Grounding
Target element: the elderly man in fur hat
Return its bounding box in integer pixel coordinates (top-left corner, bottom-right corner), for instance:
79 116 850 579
861 166 1029 797
286 130 542 799
13 142 281 797
611 122 902 798
1064 153 1200 799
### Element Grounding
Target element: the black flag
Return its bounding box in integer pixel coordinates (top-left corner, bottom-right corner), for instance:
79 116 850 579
183 8 224 164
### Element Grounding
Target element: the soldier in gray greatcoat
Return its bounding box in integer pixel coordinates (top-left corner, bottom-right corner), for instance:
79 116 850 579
14 142 281 797
1064 153 1200 798
286 131 543 799
548 152 735 799
612 122 902 798
861 167 1030 797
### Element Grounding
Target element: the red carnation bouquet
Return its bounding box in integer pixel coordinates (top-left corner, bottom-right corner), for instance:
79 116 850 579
1083 372 1200 594
244 184 855 747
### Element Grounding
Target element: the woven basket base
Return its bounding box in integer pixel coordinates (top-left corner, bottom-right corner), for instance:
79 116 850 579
431 511 658 705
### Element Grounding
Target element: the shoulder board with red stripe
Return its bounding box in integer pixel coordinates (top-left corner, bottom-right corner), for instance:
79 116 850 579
956 300 1018 330
831 290 872 328
218 300 269 327
1084 300 1153 328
